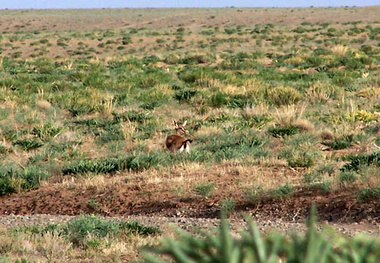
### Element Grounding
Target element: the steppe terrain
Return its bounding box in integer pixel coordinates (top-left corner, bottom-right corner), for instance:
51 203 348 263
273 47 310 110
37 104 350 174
0 6 379 261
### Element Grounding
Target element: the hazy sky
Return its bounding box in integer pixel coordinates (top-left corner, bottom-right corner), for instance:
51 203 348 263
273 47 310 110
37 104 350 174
1 0 379 9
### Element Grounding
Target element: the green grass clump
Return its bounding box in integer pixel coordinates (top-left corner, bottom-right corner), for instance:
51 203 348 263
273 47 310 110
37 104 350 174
268 125 300 137
13 139 43 151
341 151 380 172
286 151 315 168
208 92 235 108
357 187 380 203
62 152 168 175
244 183 295 203
280 134 319 168
271 182 294 199
195 183 214 198
266 86 302 106
144 205 380 262
339 171 360 185
321 134 353 150
11 214 160 249
220 198 235 214
62 215 159 247
112 110 153 124
0 165 50 195
62 157 129 175
195 132 264 162
19 166 50 189
32 121 64 142
96 124 125 145
210 92 228 108
244 185 267 203
174 89 199 103
0 144 12 155
0 175 15 196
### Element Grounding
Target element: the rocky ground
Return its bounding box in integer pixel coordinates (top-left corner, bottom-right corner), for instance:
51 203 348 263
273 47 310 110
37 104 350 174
1 213 378 238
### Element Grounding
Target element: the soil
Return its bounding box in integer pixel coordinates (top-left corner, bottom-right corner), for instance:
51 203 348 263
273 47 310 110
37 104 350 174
0 177 378 236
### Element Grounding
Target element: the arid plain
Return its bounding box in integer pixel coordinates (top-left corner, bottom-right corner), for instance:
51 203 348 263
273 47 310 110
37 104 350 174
0 6 379 261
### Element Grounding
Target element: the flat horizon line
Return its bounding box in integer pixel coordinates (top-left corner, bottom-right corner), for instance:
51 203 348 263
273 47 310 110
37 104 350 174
1 5 379 11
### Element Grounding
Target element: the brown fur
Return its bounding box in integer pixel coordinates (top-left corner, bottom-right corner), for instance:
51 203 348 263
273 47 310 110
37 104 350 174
166 120 192 153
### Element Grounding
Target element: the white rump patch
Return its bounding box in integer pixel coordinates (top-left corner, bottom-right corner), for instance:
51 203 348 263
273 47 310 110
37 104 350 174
179 144 185 153
179 142 190 153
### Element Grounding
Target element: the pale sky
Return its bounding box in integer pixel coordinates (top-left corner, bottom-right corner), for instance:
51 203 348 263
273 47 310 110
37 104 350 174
1 0 379 9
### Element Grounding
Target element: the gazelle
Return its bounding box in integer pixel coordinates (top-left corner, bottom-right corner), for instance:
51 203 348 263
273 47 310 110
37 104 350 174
166 120 193 153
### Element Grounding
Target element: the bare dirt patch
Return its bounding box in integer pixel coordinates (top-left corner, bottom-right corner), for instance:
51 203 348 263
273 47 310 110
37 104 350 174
1 7 380 32
0 171 378 226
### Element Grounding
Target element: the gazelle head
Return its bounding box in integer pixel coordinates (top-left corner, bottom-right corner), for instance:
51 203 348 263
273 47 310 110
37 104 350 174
174 120 188 135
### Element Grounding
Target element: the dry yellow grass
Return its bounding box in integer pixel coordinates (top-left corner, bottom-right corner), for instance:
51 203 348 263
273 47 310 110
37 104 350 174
0 225 160 262
270 104 307 127
331 45 349 56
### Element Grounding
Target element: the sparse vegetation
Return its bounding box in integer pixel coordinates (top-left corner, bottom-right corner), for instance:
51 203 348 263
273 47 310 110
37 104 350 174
1 215 160 261
0 6 379 262
195 183 215 199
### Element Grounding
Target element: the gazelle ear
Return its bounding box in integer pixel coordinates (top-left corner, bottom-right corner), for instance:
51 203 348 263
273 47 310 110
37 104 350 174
173 120 178 126
183 120 187 126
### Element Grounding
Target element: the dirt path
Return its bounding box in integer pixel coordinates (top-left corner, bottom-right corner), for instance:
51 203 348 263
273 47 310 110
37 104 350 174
0 214 378 237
